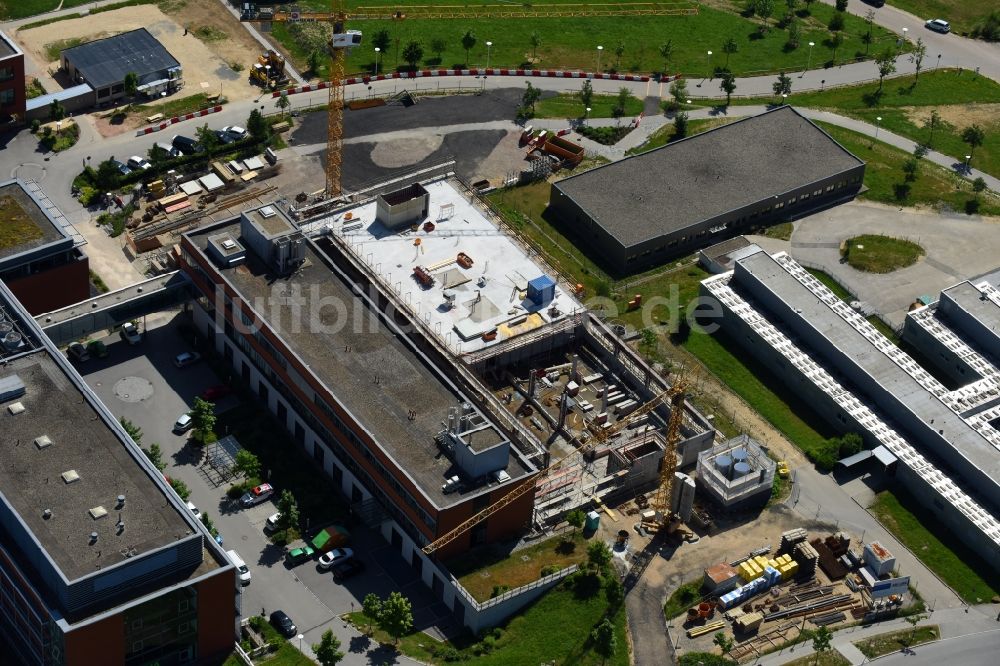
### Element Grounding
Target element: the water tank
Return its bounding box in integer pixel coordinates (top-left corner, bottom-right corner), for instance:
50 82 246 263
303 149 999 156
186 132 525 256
714 455 732 477
732 462 752 479
3 331 22 352
732 447 748 463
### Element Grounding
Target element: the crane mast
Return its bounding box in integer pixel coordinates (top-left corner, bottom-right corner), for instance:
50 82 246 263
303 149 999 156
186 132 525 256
326 7 347 197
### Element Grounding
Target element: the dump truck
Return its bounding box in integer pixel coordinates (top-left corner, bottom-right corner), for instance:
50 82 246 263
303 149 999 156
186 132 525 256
310 525 350 554
249 50 289 90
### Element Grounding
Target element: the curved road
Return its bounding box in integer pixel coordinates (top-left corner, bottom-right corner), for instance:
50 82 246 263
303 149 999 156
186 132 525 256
875 630 1000 666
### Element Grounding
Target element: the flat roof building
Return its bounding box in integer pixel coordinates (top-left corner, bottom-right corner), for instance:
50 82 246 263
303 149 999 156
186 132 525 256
702 250 1000 570
61 28 183 105
0 180 90 315
549 106 865 273
0 30 26 123
0 281 237 665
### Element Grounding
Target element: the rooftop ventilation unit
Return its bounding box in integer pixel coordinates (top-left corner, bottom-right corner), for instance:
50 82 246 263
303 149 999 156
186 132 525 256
222 239 237 250
42 509 52 520
89 532 98 544
116 495 126 508
8 402 25 415
259 205 277 218
89 506 107 520
61 469 80 484
0 375 26 402
34 435 52 450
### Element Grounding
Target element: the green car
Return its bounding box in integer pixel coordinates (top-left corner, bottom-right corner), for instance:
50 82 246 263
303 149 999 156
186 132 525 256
285 546 315 566
86 340 109 359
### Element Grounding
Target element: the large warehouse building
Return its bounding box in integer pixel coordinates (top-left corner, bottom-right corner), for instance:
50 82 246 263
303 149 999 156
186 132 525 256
702 249 1000 569
60 28 183 105
549 106 865 273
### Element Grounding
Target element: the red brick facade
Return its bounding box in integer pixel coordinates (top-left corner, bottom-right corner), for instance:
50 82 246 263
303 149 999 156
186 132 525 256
0 32 26 123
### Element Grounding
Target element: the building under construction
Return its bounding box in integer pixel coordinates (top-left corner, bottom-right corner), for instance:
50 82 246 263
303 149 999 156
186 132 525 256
696 434 776 511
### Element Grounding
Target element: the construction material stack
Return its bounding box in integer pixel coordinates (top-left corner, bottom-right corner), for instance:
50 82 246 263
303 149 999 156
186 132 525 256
778 528 809 555
793 541 819 578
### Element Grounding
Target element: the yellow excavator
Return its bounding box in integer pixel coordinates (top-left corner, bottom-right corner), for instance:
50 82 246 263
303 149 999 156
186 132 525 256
249 50 290 90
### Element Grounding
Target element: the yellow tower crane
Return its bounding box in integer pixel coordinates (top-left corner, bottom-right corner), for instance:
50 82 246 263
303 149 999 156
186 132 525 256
422 380 687 555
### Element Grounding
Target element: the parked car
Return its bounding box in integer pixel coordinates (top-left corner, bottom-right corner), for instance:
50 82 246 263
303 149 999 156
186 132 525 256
285 545 315 566
172 134 203 154
317 547 354 570
67 342 90 362
925 18 950 33
173 413 194 433
269 610 297 637
110 159 132 176
154 141 183 158
223 125 248 140
240 483 274 507
264 512 282 533
200 384 231 401
861 0 885 6
86 340 109 358
214 129 236 145
127 155 152 171
332 558 365 582
186 501 202 521
119 321 142 345
173 351 202 368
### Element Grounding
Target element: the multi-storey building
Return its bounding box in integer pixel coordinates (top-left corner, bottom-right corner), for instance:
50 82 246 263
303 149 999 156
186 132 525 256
0 30 25 123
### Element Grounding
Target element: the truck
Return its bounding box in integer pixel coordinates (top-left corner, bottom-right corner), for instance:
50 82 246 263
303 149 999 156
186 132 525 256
310 525 350 554
249 50 289 90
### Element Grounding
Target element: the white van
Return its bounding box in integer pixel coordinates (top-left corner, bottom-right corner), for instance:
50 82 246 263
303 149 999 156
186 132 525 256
227 549 252 585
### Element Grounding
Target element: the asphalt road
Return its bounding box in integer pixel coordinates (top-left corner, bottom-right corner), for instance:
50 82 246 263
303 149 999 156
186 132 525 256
875 630 1000 666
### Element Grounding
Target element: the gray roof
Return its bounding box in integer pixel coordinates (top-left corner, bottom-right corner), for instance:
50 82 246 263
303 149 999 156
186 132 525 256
62 28 179 90
187 220 533 510
0 350 195 582
940 281 1000 351
554 106 864 247
733 250 1000 506
0 30 20 59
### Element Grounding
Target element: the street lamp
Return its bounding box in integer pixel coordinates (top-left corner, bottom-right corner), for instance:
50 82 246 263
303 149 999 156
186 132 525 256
936 53 941 69
782 93 788 105
296 634 304 652
374 47 380 76
596 45 603 72
804 41 815 77
486 41 493 70
585 107 591 125
902 27 908 43
707 50 713 77
965 154 972 174
874 116 882 142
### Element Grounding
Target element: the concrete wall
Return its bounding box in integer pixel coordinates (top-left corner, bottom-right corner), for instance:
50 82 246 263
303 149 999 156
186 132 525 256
2 250 90 316
901 312 982 387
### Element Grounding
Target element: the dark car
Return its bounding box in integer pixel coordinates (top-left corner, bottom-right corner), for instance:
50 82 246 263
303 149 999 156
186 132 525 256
172 135 203 154
332 558 365 582
269 610 297 637
200 384 231 401
214 129 236 145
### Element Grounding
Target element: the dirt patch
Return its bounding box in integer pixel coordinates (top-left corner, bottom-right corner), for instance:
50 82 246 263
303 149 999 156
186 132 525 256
370 135 444 168
93 111 147 138
904 103 1000 129
16 4 262 106
469 128 527 185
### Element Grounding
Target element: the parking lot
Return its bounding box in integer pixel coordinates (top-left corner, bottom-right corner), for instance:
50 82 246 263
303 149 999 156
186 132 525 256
75 311 447 662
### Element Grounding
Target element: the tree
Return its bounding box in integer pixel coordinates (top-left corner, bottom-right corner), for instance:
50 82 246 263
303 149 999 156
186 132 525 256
313 629 344 666
614 86 632 123
962 124 986 163
973 177 987 196
234 449 262 479
590 618 617 665
94 160 121 190
839 432 864 457
614 40 625 69
722 37 738 68
875 49 897 91
522 81 541 113
168 476 191 501
773 71 792 99
307 50 321 76
605 576 624 609
120 417 143 445
903 613 926 646
587 541 612 571
430 37 447 62
371 29 391 55
756 0 775 31
713 631 735 658
143 443 166 471
784 0 797 18
835 0 848 11
123 71 139 104
786 17 801 49
579 79 594 110
402 40 424 70
913 143 929 161
828 11 845 33
909 37 927 82
247 108 269 142
659 40 673 75
669 77 688 105
461 30 477 65
674 111 689 139
148 143 169 167
530 31 541 59
811 625 832 664
829 31 844 63
863 9 876 55
190 396 217 445
719 71 737 105
275 94 290 117
924 110 942 147
196 123 220 152
377 592 413 645
276 489 300 535
49 98 65 121
566 508 586 535
361 593 382 634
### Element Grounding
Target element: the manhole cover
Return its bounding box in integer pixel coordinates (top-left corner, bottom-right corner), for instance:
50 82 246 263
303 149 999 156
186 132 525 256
114 376 154 403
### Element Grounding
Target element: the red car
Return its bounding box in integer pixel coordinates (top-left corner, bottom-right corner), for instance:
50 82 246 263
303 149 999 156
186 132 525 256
200 384 231 401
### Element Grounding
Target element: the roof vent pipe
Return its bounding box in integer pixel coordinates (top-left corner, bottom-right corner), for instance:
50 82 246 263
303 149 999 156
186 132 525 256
42 509 52 520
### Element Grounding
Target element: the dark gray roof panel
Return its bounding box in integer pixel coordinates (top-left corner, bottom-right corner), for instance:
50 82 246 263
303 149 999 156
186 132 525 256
554 106 864 247
62 28 179 90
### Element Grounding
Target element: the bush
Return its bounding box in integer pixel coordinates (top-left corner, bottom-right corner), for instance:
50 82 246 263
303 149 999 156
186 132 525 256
433 645 463 662
540 564 561 576
661 99 680 113
168 477 191 501
490 584 510 598
30 119 40 133
577 124 633 145
972 11 1000 41
78 186 99 206
966 198 981 215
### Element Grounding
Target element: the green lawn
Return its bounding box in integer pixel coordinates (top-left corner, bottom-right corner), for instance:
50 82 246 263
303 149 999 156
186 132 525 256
1 0 148 20
348 571 629 665
886 0 993 36
628 117 738 155
807 268 853 301
817 122 1000 216
871 488 1000 603
0 195 45 250
267 3 901 79
854 625 940 659
448 532 591 603
663 579 704 621
782 650 851 666
842 234 925 273
536 92 644 120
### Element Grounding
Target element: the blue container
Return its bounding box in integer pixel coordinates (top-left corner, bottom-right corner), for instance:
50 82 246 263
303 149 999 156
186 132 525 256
584 510 600 532
527 275 556 306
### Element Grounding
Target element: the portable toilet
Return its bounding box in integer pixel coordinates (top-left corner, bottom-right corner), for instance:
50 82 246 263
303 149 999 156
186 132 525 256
585 510 601 532
527 275 557 306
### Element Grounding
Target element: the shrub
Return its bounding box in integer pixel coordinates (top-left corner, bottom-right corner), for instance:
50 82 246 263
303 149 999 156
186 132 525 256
540 564 561 576
490 584 510 598
30 119 40 133
966 198 981 215
168 477 191 501
433 645 462 661
78 186 99 206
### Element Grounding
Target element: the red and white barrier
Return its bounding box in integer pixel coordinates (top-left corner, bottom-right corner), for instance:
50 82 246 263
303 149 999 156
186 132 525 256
136 105 224 136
